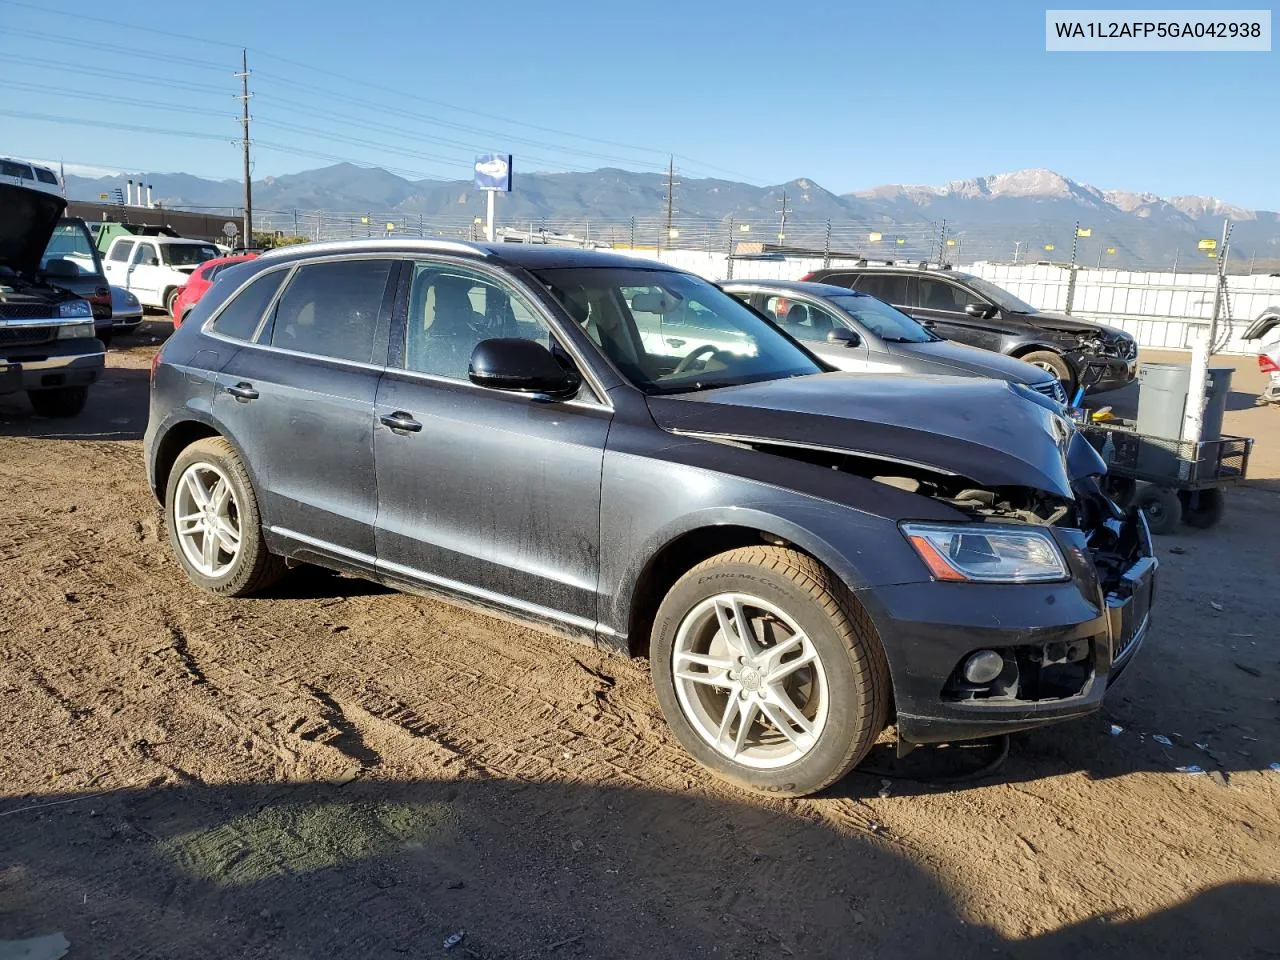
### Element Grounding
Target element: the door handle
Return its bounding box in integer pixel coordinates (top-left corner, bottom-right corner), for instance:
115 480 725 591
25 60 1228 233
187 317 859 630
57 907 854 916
666 337 686 348
380 411 423 433
226 381 259 402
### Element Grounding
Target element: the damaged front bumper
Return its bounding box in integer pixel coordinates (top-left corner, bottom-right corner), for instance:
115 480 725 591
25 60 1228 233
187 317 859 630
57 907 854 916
860 517 1157 746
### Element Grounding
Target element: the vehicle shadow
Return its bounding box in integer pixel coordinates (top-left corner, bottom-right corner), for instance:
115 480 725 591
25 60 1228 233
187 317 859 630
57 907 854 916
0 365 150 441
1 776 1272 959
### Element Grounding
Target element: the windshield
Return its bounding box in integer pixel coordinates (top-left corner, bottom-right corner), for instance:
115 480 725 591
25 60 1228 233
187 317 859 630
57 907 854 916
41 221 101 275
163 243 220 267
961 275 1037 314
828 294 937 343
532 267 822 394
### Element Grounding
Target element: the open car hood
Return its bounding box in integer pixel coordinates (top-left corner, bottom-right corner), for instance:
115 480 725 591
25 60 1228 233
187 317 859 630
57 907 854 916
648 373 1093 498
1242 306 1280 342
0 184 67 278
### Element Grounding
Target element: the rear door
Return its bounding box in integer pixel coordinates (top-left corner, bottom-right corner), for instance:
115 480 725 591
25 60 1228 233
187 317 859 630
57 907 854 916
373 258 611 627
211 256 397 566
128 241 163 306
103 239 134 288
851 272 913 313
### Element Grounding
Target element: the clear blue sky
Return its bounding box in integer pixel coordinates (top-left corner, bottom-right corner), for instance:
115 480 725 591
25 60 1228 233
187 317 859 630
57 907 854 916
4 0 1277 207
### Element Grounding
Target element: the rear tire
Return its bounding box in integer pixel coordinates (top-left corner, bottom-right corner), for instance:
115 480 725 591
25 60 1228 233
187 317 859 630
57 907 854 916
28 386 88 419
1136 483 1182 535
1179 488 1226 529
97 331 112 349
1019 350 1077 398
650 546 890 797
164 288 180 318
165 436 286 596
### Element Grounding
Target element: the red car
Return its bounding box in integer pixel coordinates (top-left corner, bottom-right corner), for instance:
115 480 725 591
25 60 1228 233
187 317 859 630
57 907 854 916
171 253 259 327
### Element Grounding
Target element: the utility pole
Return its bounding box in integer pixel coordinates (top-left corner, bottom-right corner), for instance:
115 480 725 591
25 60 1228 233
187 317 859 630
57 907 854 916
776 191 789 246
725 216 735 280
1065 219 1081 315
235 50 253 248
663 155 679 246
823 219 832 268
936 219 948 263
1013 240 1023 265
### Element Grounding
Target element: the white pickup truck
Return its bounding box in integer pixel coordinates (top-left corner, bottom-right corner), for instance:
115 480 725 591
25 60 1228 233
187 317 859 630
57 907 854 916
101 235 220 315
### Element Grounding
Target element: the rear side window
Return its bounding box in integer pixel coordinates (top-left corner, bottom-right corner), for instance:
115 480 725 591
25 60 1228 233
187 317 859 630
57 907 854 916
265 259 394 363
855 273 909 306
108 241 135 263
211 270 287 341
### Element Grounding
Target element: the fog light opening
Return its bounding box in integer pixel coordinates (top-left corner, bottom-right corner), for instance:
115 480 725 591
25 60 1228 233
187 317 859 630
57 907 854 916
962 650 1006 684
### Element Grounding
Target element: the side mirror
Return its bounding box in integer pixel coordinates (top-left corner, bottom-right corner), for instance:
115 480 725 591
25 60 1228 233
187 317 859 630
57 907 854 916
827 328 861 347
146 256 160 267
470 338 580 399
965 303 995 319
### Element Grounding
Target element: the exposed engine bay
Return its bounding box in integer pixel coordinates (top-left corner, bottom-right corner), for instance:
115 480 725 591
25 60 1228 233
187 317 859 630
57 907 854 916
748 439 1147 596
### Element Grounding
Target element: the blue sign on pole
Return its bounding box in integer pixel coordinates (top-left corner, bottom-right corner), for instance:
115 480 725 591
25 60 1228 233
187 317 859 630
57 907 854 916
474 154 513 192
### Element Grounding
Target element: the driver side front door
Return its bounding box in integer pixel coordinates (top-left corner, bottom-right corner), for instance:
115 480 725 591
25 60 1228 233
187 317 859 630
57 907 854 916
373 259 612 630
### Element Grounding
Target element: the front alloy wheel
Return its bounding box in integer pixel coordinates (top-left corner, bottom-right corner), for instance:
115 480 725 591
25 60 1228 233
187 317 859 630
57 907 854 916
672 592 828 768
651 546 890 797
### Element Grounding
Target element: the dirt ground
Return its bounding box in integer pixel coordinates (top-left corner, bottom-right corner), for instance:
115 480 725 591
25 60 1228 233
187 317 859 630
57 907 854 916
1 326 1276 959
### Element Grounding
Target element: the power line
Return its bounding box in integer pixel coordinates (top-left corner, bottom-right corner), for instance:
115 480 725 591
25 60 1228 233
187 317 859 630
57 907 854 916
0 80 231 120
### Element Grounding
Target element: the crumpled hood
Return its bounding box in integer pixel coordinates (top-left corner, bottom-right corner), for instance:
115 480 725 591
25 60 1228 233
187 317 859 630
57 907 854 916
1026 310 1129 339
648 373 1087 498
0 184 66 278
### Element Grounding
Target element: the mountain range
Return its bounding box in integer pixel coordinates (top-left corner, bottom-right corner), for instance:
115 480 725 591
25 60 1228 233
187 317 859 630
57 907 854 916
63 164 1280 268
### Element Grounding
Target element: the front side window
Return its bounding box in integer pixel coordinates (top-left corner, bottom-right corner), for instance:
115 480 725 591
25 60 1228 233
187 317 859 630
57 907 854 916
266 258 394 363
35 168 58 185
163 243 220 267
918 277 982 312
135 242 159 266
533 267 821 395
404 262 550 380
108 240 134 263
763 296 843 343
210 269 287 341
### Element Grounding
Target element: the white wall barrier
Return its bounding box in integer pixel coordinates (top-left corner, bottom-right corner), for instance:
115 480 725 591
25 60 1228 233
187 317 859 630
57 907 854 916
613 248 1280 355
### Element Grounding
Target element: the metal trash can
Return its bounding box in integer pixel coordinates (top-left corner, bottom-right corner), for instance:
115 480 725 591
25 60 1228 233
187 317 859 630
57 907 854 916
1135 363 1190 440
1135 363 1234 442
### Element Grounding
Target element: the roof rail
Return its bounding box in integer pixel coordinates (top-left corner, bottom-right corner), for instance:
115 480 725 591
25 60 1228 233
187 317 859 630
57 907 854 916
257 236 492 261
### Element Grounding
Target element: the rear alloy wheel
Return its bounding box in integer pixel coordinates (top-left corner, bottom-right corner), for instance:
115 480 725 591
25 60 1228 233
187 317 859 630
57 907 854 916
1020 350 1077 398
650 546 890 797
28 386 88 419
1135 483 1182 535
165 437 285 596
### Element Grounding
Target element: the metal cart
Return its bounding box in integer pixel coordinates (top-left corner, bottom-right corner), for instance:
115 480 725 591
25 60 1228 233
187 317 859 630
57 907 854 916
1078 419 1253 534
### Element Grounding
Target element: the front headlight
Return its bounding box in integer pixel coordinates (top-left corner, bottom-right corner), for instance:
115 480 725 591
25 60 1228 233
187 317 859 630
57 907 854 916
57 299 93 319
900 522 1069 583
56 321 96 340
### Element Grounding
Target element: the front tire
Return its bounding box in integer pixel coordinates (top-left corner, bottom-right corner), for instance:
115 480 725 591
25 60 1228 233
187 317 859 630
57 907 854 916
1020 350 1077 398
165 437 285 596
650 546 890 797
28 386 88 418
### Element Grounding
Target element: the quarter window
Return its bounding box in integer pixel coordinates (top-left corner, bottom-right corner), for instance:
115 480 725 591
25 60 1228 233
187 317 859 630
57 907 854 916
404 263 551 380
265 259 394 363
108 241 135 263
211 270 287 341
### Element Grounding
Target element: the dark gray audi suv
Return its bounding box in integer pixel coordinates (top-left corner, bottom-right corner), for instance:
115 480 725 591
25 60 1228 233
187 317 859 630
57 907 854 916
144 239 1156 796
